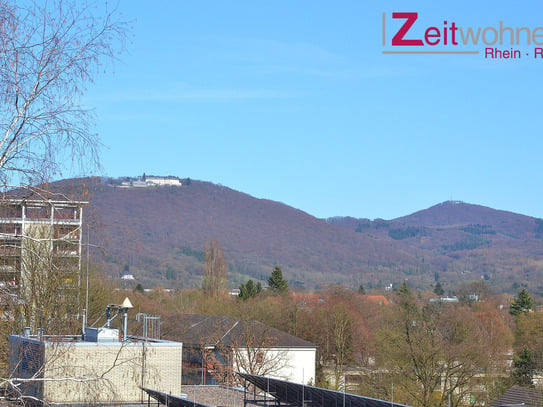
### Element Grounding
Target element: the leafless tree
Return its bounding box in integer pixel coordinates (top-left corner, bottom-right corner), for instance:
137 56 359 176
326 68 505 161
202 238 227 298
201 321 290 388
0 0 130 402
7 336 143 405
374 287 511 407
0 0 128 187
231 324 290 381
19 224 80 334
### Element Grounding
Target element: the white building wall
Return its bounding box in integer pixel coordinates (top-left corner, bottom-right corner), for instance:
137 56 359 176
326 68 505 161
284 347 316 385
146 178 182 186
234 347 316 386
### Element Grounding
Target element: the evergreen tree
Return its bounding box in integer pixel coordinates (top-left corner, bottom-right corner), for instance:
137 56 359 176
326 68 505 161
434 282 445 296
396 281 417 316
238 279 262 301
268 266 288 294
397 281 411 296
510 288 533 316
512 348 535 387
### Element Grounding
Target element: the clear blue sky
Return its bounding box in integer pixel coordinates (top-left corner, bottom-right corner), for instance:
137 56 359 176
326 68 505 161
81 1 543 220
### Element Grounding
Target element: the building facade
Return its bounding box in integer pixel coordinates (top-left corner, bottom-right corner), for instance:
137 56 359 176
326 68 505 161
176 314 316 387
9 329 183 405
0 198 86 331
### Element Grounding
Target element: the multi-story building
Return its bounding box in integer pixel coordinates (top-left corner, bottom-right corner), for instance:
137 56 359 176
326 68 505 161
0 197 86 331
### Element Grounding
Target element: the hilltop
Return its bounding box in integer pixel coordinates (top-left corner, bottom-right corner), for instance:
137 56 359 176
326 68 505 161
45 177 543 293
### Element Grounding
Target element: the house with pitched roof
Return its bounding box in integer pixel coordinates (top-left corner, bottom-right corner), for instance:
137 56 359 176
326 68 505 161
173 314 316 387
491 386 543 407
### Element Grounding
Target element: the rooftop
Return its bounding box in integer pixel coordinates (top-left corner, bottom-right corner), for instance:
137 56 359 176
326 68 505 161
170 314 315 349
490 386 543 407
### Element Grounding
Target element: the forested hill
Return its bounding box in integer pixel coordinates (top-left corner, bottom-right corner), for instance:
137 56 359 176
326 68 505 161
48 177 543 294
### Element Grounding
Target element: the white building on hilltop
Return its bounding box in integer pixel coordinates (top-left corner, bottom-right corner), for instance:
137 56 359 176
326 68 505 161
146 176 182 186
119 175 182 188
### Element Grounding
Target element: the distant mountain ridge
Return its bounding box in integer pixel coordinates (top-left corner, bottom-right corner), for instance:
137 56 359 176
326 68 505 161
47 177 543 294
394 200 536 232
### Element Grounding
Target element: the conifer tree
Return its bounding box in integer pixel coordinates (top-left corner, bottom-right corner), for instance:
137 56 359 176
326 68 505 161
510 288 533 316
434 282 445 296
268 266 288 294
238 279 262 301
512 348 535 387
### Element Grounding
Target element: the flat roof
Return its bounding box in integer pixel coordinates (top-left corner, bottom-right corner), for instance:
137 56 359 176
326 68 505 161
1 198 88 206
11 334 182 347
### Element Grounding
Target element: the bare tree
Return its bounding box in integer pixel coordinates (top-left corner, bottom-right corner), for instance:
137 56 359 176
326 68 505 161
374 286 511 407
202 238 227 298
0 0 128 187
328 305 353 391
19 224 80 334
201 321 290 388
231 322 290 381
0 1 130 402
7 336 148 405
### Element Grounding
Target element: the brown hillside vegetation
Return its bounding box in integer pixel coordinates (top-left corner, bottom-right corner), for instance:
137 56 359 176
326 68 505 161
85 178 419 290
43 177 543 293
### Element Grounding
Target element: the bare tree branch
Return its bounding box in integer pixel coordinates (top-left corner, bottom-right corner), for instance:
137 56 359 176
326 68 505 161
0 0 129 187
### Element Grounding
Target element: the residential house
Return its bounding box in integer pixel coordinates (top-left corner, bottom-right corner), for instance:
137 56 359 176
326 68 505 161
174 314 316 387
490 386 543 407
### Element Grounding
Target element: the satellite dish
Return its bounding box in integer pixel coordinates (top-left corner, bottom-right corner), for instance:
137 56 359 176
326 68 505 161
121 297 133 309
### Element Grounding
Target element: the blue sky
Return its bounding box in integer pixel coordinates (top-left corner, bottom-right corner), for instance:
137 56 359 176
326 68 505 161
82 1 543 220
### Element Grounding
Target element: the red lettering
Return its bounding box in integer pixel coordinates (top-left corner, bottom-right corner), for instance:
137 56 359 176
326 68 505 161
425 27 440 45
450 22 458 45
392 12 424 46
